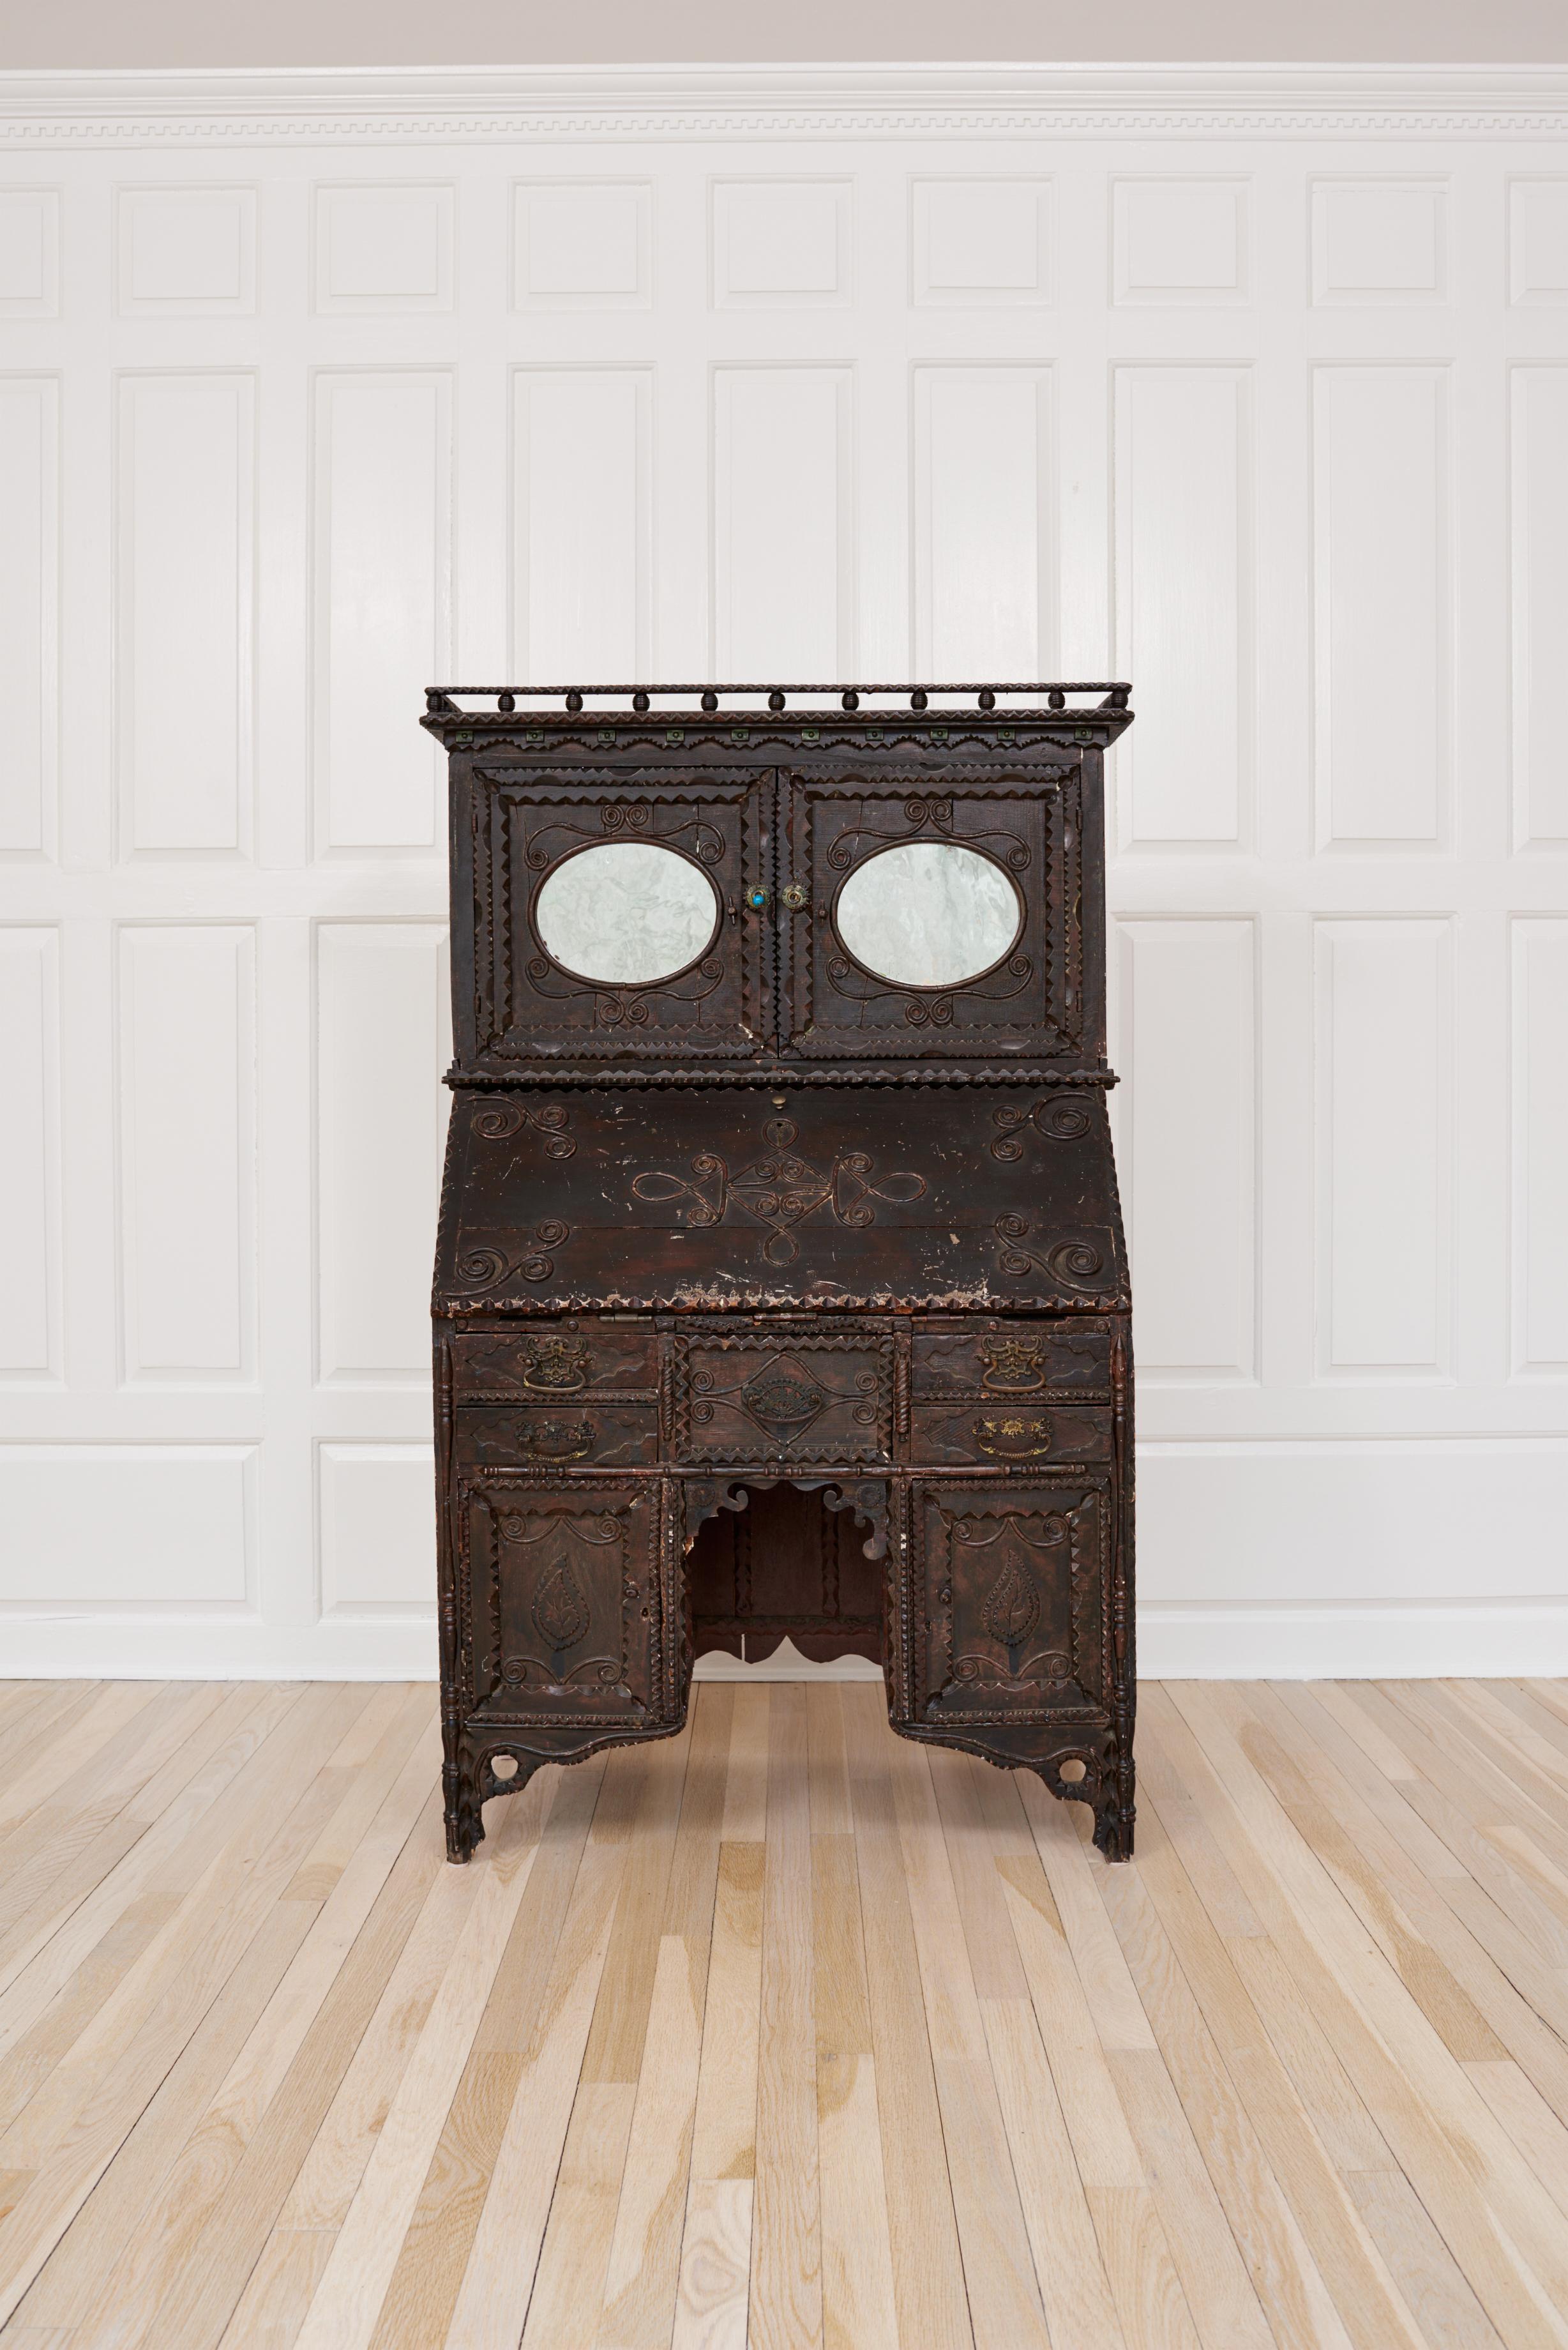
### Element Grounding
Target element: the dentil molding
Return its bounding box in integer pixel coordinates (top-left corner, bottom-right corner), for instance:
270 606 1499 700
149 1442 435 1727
1 62 1567 146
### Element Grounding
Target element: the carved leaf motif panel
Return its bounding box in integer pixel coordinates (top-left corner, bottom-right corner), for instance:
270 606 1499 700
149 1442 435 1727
781 767 1083 1059
463 1476 662 1729
914 1476 1111 1727
472 768 770 1064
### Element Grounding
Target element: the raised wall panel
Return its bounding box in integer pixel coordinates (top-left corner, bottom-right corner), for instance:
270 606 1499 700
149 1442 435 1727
0 377 57 856
711 180 850 308
1313 367 1448 848
712 367 852 675
0 189 59 315
1311 180 1446 304
1512 920 1568 1374
117 186 255 314
314 183 454 314
910 179 1051 307
117 372 253 856
313 372 450 854
0 1446 252 1607
513 368 651 683
912 366 1050 676
1511 367 1568 847
0 929 59 1379
117 925 255 1383
316 921 448 1384
319 1444 436 1615
1316 919 1451 1376
1509 180 1568 305
1118 920 1256 1378
1140 1440 1568 1611
1114 366 1249 844
1112 179 1249 304
514 181 651 309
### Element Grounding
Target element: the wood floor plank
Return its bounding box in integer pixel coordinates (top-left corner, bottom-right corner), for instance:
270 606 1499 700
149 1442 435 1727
366 1733 615 2350
840 1687 972 2350
49 1701 442 2349
0 1686 370 2331
2 1675 1567 2350
0 1687 298 2042
813 1773 899 2350
1170 1681 1568 2350
595 1690 731 2350
518 1731 692 2350
287 1768 559 2350
750 1684 821 2350
445 1748 645 2350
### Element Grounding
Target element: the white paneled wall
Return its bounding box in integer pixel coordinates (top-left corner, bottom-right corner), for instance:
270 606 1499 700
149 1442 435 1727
2 67 1567 1676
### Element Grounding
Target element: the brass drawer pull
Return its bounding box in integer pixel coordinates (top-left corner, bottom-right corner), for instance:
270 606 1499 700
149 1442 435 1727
516 1417 596 1461
972 1416 1055 1460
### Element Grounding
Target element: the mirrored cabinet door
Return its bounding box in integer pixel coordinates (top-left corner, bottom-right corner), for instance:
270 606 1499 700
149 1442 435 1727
462 767 772 1066
779 766 1090 1060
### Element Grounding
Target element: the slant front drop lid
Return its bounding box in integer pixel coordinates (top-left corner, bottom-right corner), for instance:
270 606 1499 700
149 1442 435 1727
423 681 1136 1861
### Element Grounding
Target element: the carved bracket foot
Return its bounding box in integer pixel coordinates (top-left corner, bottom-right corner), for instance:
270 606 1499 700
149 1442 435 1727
444 1747 540 1864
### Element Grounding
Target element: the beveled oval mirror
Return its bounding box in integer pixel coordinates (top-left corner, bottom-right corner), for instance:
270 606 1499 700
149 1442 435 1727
834 842 1023 989
534 842 721 987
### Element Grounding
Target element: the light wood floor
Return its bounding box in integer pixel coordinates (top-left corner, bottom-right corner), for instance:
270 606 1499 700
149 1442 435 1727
2 1681 1568 2347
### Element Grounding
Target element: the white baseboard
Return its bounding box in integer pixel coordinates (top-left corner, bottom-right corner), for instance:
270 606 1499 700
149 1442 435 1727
6 1603 1567 1681
1137 1602 1568 1679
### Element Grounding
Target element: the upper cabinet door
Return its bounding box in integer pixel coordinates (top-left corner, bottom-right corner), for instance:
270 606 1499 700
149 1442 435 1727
780 764 1090 1061
462 766 771 1068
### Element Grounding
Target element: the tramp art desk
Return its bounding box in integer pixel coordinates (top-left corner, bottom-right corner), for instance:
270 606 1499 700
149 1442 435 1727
421 681 1136 1864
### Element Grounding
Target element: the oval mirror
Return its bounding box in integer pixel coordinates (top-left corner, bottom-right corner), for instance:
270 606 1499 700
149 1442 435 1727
534 842 721 987
834 842 1022 989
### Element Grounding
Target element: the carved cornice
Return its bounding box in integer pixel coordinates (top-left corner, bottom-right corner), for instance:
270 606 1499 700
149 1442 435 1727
3 64 1568 148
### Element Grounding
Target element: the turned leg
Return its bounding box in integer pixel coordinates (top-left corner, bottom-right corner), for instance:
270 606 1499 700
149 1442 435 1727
444 1754 485 1864
1091 1745 1136 1862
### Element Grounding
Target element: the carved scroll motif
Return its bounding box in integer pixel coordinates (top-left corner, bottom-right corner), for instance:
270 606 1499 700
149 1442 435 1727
993 1215 1112 1292
989 1098 1094 1159
631 1116 926 1266
455 1219 571 1293
471 1101 577 1156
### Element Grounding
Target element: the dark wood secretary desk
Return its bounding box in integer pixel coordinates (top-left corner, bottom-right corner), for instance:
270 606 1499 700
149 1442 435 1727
422 682 1136 1864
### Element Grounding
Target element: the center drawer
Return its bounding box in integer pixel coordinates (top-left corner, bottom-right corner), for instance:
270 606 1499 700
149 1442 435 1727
674 1331 893 1466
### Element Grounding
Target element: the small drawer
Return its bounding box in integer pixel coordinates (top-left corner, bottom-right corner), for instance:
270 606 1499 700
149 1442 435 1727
912 1321 1112 1400
910 1402 1112 1468
675 1333 893 1466
452 1323 658 1403
456 1406 658 1471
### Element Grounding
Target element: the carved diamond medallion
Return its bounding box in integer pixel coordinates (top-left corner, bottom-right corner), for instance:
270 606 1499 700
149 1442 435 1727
740 1364 828 1437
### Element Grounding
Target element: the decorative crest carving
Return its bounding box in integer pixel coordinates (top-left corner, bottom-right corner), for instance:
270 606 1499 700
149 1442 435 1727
631 1116 926 1266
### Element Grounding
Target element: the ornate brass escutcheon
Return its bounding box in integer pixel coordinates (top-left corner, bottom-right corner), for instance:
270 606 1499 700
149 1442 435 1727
518 1334 592 1393
972 1415 1055 1460
518 1417 596 1461
979 1335 1048 1393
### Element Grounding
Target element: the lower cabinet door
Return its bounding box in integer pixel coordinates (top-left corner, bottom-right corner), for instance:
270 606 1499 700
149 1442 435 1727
909 1474 1113 1731
460 1473 665 1734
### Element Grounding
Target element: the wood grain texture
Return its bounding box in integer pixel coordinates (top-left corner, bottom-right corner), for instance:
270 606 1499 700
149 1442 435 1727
3 1676 1567 2349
